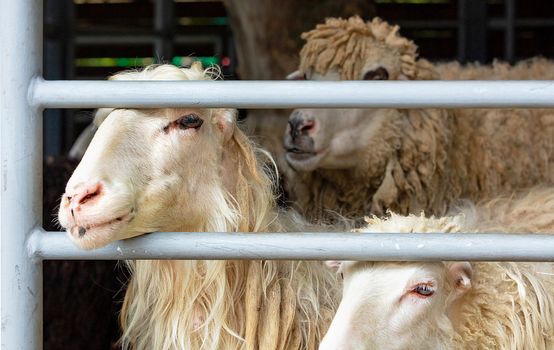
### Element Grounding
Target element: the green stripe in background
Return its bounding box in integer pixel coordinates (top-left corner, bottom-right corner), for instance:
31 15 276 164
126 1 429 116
75 56 219 68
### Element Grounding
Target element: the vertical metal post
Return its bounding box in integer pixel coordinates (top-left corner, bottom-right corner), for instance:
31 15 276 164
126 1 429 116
44 0 67 156
154 0 175 62
65 0 76 80
463 0 488 63
457 0 467 62
0 0 43 349
504 0 516 63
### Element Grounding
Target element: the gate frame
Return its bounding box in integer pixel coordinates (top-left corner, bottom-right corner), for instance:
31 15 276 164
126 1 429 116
2 1 554 349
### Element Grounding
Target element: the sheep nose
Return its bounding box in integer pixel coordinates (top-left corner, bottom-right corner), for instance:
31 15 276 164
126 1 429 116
65 182 104 210
289 112 316 140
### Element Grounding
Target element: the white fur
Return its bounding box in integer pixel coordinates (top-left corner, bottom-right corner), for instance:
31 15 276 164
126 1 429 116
321 188 554 349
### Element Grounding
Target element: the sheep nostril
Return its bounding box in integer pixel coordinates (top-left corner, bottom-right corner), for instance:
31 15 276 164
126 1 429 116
299 120 315 133
73 182 103 206
79 190 99 205
289 116 316 140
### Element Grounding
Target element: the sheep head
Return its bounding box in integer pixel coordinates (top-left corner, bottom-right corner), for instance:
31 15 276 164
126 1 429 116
58 64 276 249
320 260 470 350
284 17 435 174
320 214 474 350
297 16 419 81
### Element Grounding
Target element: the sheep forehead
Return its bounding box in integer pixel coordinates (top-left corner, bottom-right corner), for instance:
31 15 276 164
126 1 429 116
346 261 445 276
109 63 213 82
94 107 234 127
305 47 400 82
309 70 342 81
299 17 418 79
357 213 466 234
93 64 231 127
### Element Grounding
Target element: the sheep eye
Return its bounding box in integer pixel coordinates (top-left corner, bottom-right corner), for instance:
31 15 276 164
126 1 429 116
412 284 434 297
177 114 203 129
340 273 344 280
363 67 389 80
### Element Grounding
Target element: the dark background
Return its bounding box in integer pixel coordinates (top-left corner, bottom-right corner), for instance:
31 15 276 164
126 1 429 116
42 1 554 348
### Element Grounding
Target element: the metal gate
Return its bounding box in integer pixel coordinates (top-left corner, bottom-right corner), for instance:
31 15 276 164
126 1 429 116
2 1 554 348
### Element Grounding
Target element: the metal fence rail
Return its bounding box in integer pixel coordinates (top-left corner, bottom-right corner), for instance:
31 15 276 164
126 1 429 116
2 0 554 349
30 229 554 262
33 79 554 109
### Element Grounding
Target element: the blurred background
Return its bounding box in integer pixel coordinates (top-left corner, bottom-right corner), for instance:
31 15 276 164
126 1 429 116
42 0 554 348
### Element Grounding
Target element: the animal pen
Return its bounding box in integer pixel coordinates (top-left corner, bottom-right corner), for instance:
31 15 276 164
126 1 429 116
2 0 554 349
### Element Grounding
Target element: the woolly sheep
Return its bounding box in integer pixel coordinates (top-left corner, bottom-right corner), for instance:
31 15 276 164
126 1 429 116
58 64 339 350
284 16 554 222
321 187 554 350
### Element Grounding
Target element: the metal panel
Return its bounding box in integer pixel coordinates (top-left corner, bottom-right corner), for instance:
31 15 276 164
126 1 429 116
32 79 554 109
0 1 43 349
29 229 554 261
2 1 554 349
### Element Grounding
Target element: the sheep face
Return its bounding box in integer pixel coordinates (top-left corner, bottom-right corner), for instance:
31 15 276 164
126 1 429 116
284 69 400 173
285 17 417 174
58 107 236 249
320 260 471 350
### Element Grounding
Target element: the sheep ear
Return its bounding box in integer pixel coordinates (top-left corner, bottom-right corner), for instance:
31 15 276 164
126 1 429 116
447 262 472 298
325 260 342 272
286 70 305 80
216 109 236 142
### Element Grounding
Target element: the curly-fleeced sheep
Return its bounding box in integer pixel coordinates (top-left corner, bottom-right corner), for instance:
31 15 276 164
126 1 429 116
284 16 554 222
321 187 554 350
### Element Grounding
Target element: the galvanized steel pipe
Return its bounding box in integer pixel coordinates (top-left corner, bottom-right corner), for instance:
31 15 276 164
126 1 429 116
0 0 43 348
32 79 554 109
30 229 554 261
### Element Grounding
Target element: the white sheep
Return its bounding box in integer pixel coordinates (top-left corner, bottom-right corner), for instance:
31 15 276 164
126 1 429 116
58 63 339 350
321 187 554 350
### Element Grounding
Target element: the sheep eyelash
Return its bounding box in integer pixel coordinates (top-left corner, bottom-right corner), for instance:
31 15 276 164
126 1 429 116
404 281 436 298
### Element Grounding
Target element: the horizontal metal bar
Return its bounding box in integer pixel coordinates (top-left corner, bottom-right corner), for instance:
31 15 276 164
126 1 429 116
489 18 554 29
394 18 554 30
29 229 554 261
75 33 221 45
31 78 554 109
394 19 459 29
75 34 156 45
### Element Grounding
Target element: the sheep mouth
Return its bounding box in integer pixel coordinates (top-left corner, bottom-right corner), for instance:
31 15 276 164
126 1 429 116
286 147 317 160
67 211 134 249
285 148 326 171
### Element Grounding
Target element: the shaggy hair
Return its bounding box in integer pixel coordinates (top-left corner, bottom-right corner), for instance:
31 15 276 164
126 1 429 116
300 17 421 80
356 187 554 349
288 16 554 222
435 56 554 81
100 64 340 350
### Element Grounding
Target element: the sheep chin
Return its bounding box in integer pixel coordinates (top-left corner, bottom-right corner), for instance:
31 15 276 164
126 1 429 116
66 217 129 250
